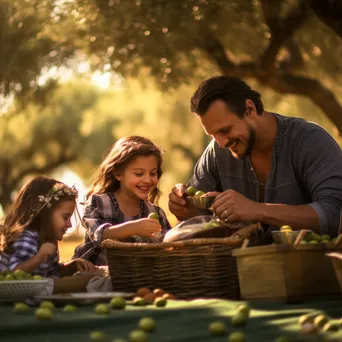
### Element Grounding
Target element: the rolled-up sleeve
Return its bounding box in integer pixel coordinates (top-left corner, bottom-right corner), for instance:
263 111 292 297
296 127 342 237
83 195 113 245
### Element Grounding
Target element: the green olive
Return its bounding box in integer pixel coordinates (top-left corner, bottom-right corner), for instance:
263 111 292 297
208 321 227 335
5 274 14 281
280 225 292 232
33 275 43 280
186 186 197 196
138 317 156 332
194 191 205 198
110 296 126 310
148 213 159 220
231 312 248 326
95 303 110 315
63 304 77 312
313 314 328 329
40 300 55 310
154 297 167 307
236 303 250 317
35 308 53 320
311 233 321 242
129 330 148 342
320 234 330 241
13 269 27 279
13 302 30 313
133 297 146 306
228 331 246 342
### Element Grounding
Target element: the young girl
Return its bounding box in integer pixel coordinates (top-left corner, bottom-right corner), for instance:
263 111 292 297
73 136 172 265
0 176 96 292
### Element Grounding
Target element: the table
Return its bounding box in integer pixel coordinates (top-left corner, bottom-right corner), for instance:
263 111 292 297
1 298 341 341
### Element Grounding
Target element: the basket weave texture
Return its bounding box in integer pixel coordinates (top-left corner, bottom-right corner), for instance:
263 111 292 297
0 280 48 300
102 223 259 300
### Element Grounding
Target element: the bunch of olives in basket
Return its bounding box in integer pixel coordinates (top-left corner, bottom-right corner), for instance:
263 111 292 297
279 225 335 245
0 269 43 281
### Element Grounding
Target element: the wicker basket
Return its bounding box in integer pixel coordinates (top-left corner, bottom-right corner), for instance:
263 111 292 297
0 280 48 301
102 223 259 300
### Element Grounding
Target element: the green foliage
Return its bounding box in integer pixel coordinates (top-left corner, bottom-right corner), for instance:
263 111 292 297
0 0 81 103
75 0 342 90
0 81 117 209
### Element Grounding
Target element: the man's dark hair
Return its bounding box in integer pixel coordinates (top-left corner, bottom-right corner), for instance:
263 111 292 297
190 76 264 118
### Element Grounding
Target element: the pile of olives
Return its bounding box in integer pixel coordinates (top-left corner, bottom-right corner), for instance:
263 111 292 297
131 287 175 307
279 225 336 244
0 269 43 281
298 310 340 335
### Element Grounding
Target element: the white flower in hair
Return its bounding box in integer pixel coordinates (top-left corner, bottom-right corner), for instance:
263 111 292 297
37 183 78 211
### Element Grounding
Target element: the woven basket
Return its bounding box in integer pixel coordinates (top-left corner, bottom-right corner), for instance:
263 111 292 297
0 280 48 301
102 223 259 300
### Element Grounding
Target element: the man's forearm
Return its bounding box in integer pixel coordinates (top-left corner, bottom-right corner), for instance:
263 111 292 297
59 260 77 277
256 203 320 233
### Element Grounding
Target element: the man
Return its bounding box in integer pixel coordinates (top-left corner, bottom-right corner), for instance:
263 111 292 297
168 76 342 238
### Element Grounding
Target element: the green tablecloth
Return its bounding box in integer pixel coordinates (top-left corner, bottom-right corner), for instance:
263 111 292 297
1 298 341 341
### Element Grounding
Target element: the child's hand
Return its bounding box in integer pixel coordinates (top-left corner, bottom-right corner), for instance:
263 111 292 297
73 258 97 272
133 218 162 237
38 243 57 262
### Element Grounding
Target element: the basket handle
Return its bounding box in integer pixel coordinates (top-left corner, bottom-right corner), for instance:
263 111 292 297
294 229 311 247
241 238 250 249
334 233 342 246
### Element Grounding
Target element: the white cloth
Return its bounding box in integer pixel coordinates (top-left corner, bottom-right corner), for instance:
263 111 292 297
86 276 113 292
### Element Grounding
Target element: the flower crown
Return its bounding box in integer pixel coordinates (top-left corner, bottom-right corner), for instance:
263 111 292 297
38 183 78 209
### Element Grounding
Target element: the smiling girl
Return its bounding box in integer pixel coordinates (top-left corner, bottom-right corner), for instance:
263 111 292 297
73 136 171 265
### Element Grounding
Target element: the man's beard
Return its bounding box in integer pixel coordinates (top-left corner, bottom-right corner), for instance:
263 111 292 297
225 125 256 159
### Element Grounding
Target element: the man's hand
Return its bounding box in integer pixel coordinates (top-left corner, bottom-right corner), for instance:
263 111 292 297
38 243 57 262
211 189 260 222
73 258 97 272
168 183 193 221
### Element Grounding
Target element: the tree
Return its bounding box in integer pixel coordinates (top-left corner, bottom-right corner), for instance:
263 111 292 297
77 0 342 132
0 82 119 210
0 0 81 106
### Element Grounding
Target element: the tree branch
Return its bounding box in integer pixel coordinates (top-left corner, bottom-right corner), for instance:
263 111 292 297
261 73 342 131
11 152 77 189
196 14 342 134
259 0 308 72
310 0 342 38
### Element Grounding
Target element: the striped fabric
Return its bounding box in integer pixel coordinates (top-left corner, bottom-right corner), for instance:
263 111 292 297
0 230 60 277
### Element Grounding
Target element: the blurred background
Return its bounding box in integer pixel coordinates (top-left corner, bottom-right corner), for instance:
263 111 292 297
1 0 341 261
